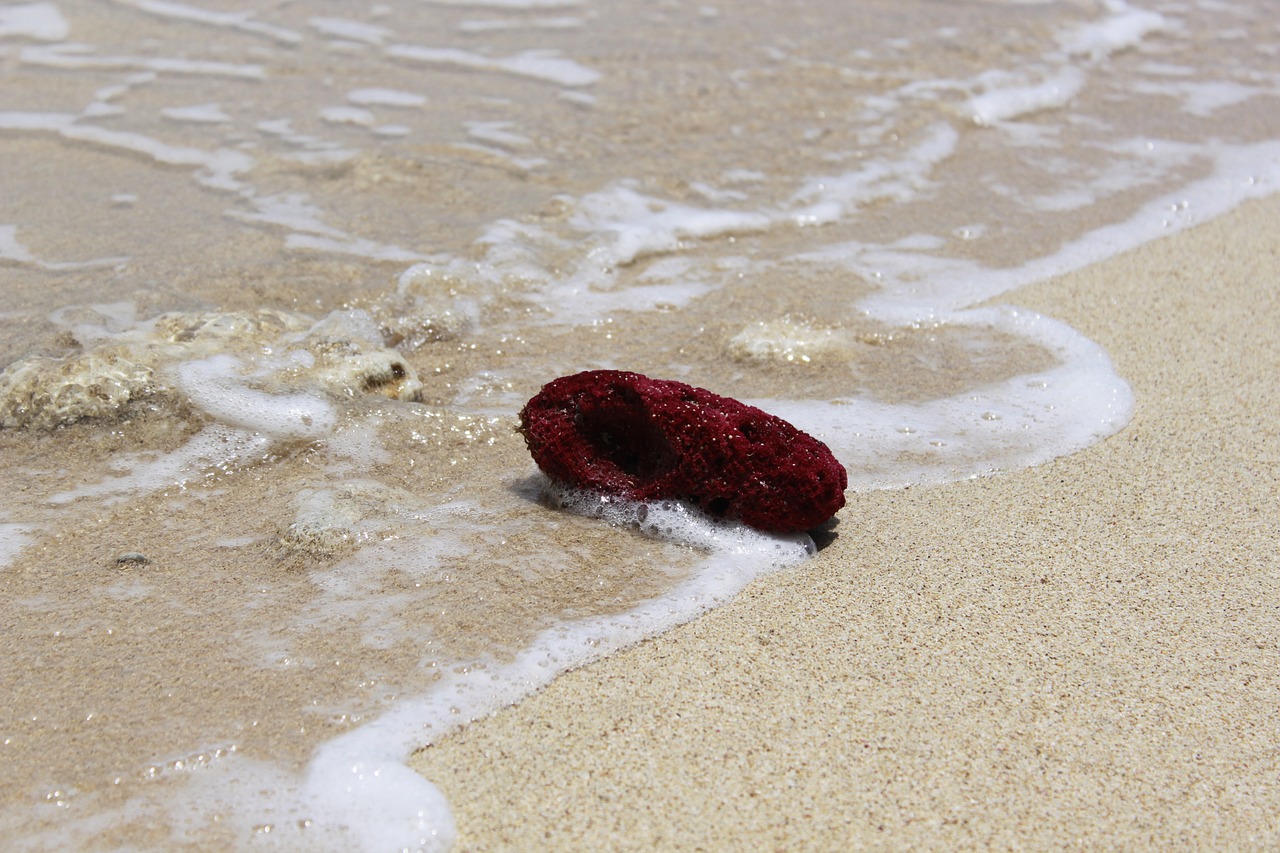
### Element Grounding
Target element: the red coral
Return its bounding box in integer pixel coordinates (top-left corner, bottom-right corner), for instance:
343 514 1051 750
519 370 847 532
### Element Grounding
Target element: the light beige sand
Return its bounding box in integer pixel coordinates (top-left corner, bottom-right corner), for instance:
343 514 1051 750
411 194 1280 849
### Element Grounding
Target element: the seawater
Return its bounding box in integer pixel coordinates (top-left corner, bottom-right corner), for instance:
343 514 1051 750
1 0 1277 849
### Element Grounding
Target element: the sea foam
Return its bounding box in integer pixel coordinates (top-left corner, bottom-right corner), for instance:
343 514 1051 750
0 2 67 41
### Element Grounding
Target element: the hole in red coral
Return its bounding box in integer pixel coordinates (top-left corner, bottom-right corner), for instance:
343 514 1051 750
576 389 675 482
705 496 732 515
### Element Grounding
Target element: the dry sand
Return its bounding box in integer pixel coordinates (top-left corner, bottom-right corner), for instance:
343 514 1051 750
410 194 1280 849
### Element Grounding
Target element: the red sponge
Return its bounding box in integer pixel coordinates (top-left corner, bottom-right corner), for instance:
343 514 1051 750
519 370 847 532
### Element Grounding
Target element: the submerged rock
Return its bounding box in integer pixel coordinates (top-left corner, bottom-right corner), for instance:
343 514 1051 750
0 308 424 430
277 481 417 558
519 370 847 533
0 347 156 430
727 317 848 365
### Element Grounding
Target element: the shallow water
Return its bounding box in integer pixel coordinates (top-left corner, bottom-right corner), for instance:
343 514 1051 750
2 0 1278 849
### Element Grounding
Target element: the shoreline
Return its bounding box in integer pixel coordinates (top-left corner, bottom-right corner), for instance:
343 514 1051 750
410 194 1280 849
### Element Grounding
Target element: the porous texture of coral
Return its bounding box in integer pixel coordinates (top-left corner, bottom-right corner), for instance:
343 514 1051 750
519 370 847 532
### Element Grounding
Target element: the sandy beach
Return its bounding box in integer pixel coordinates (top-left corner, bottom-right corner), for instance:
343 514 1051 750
410 194 1280 849
5 2 1280 847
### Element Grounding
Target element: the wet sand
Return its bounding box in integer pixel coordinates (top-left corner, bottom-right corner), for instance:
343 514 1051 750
410 194 1280 849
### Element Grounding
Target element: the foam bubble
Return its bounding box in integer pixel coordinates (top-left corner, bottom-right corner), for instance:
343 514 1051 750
542 480 817 558
0 522 35 569
0 224 37 264
346 87 427 107
1059 4 1169 60
966 67 1085 125
161 103 231 123
176 355 338 440
0 2 68 41
302 752 455 852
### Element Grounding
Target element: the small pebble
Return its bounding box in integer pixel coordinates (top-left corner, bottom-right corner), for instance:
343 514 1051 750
115 552 150 565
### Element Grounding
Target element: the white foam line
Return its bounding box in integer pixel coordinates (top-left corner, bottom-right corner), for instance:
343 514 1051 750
48 349 352 504
950 1 1171 131
112 0 302 44
1059 2 1169 61
566 183 772 267
787 122 958 225
226 194 349 237
19 43 265 79
0 111 253 190
543 280 714 323
967 66 1086 126
47 425 272 505
1132 79 1263 118
226 193 429 262
253 118 352 157
767 139 1280 487
177 355 338 440
0 224 38 264
387 44 599 87
0 522 35 570
760 307 1135 489
0 224 128 270
299 525 808 850
831 139 1280 326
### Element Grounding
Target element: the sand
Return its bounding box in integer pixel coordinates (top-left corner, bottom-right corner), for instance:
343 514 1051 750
409 194 1280 849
